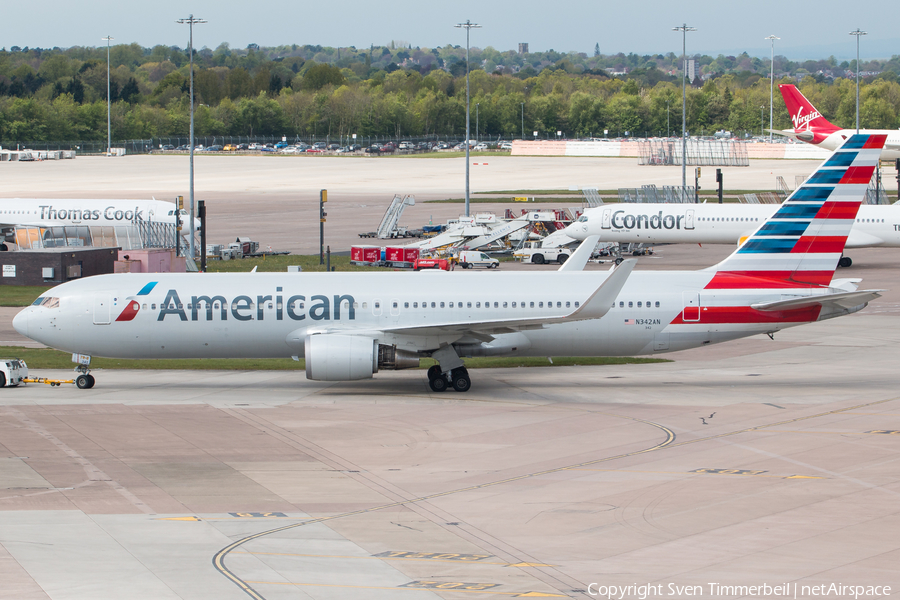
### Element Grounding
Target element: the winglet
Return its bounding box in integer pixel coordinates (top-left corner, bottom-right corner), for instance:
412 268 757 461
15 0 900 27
567 258 636 320
558 235 599 272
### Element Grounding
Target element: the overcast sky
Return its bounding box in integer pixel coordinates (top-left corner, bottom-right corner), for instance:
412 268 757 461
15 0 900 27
3 0 897 61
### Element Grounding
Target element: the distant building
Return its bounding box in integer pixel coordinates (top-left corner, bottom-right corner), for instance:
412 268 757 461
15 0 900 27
518 43 529 54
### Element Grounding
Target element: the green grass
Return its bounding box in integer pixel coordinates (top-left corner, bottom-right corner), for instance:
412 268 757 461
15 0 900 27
0 286 52 307
5 346 668 371
205 254 391 273
426 198 579 204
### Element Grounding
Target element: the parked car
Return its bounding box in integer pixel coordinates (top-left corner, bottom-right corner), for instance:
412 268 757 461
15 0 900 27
160 144 175 151
223 144 238 151
306 147 324 153
365 145 381 154
248 143 261 150
327 143 340 151
236 143 249 150
313 142 327 149
274 141 289 149
398 141 414 150
204 145 223 152
500 142 513 150
473 143 488 151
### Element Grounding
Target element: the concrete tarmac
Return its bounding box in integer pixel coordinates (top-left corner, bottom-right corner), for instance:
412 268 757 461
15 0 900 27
1 245 899 599
1 157 899 599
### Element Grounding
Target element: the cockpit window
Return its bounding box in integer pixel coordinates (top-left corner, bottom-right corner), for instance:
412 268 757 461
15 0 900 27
577 215 588 222
35 297 60 309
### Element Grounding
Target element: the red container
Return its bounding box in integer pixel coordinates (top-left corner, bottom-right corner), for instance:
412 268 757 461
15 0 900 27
350 246 366 262
403 247 420 262
384 246 404 262
362 247 381 263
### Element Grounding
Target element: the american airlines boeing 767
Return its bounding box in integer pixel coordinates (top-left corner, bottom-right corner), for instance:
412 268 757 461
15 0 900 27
12 135 887 392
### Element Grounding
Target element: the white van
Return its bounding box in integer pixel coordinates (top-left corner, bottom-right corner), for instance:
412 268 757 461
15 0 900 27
457 251 499 269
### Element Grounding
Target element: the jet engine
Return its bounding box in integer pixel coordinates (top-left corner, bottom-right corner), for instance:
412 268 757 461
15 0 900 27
304 334 420 381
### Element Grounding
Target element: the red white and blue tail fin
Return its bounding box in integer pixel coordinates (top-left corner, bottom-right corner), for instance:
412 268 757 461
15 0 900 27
779 84 840 133
710 134 886 288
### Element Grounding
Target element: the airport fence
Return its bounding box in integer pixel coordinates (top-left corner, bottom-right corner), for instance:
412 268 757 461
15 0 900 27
618 185 699 203
638 139 750 167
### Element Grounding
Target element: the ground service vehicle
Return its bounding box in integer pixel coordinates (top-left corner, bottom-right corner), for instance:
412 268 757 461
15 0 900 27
0 359 28 387
514 241 572 264
457 251 499 269
413 258 451 270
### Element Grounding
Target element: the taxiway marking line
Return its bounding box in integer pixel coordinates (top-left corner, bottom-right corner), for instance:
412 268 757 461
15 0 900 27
244 580 563 596
233 550 554 567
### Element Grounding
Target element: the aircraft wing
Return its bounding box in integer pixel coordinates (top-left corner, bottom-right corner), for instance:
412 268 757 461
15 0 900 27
378 258 636 337
557 235 600 272
751 289 883 312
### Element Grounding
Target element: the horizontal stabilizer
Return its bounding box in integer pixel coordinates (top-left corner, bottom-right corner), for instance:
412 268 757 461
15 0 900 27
751 289 883 312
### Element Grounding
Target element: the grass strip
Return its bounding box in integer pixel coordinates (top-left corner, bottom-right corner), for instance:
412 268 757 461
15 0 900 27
3 346 668 371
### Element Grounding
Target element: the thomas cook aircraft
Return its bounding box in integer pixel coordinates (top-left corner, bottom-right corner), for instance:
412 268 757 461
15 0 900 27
0 198 201 251
12 135 887 392
564 199 900 267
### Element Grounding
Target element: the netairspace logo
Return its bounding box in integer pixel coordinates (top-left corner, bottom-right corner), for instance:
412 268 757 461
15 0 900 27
586 582 892 599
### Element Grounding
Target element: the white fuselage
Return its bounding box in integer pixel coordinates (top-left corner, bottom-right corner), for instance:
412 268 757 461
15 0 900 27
566 203 900 249
13 271 856 363
0 198 200 231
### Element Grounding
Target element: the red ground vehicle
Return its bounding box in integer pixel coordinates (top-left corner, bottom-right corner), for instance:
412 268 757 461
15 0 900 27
413 258 451 271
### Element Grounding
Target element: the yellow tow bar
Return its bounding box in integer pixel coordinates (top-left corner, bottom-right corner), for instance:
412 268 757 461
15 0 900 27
23 377 75 387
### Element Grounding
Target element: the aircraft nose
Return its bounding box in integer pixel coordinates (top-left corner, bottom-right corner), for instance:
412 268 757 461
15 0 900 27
12 309 28 337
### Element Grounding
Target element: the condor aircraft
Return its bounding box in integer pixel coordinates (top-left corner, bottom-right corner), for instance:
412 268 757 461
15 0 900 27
12 135 886 392
564 200 900 267
0 198 200 251
772 84 900 160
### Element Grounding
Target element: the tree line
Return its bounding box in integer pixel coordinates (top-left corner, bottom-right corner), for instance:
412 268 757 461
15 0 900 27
2 43 900 143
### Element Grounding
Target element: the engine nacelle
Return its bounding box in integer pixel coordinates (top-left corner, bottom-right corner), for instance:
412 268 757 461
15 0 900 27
305 334 377 381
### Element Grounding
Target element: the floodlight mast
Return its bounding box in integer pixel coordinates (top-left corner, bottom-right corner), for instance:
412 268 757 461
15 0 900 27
850 29 867 133
455 20 480 218
673 24 695 195
177 14 206 261
102 36 113 156
765 35 779 142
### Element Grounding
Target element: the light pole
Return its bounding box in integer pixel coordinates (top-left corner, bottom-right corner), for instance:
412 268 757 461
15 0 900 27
102 36 113 156
760 106 765 136
765 35 779 142
520 102 524 140
673 24 696 194
177 14 206 261
850 29 867 133
455 19 480 217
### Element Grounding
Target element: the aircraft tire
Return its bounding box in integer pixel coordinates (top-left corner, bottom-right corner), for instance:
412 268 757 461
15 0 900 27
839 256 852 268
532 254 545 265
0 243 7 252
0 372 6 387
557 254 568 264
76 375 90 389
451 369 471 392
426 365 442 381
615 257 624 266
85 375 95 389
429 375 448 392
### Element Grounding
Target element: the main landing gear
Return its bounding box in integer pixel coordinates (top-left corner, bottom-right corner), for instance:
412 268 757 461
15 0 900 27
427 365 471 392
839 256 852 268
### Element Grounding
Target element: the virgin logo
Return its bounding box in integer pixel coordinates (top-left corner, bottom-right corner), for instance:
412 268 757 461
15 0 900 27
791 106 822 130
